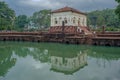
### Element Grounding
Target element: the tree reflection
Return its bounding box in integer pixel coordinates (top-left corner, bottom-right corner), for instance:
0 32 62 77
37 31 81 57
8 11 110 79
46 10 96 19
0 42 120 77
89 46 120 60
88 46 120 68
0 47 16 77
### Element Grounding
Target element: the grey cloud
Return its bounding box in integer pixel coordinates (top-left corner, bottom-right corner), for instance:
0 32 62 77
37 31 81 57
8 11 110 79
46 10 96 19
2 0 118 16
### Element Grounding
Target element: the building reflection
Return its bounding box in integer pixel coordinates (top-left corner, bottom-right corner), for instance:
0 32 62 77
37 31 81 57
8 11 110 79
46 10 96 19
50 51 87 75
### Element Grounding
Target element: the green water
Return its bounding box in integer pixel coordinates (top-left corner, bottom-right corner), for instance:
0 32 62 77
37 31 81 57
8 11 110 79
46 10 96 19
0 42 120 80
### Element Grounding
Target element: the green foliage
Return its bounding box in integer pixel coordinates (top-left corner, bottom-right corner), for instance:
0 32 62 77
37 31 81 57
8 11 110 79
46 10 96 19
0 1 15 30
115 4 120 20
115 0 120 20
96 15 105 26
116 0 120 3
87 9 120 28
31 9 51 29
87 18 91 26
14 9 51 31
15 15 28 30
105 27 120 31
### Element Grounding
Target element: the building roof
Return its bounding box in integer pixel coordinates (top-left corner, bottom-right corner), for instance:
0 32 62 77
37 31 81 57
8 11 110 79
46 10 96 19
52 6 86 15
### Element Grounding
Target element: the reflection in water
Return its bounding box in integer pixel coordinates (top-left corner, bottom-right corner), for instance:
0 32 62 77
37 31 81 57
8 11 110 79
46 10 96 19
0 42 120 80
24 46 88 74
50 51 87 74
88 46 120 68
0 47 16 77
24 46 88 75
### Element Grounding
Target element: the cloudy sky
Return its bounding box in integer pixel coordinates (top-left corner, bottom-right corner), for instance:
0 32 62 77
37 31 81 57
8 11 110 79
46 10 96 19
1 0 118 16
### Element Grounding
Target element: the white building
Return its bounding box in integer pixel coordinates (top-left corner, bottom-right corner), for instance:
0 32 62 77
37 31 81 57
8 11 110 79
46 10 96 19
49 6 91 34
51 6 87 27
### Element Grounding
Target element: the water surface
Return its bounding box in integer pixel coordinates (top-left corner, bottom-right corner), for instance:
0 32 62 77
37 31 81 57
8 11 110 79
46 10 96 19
0 42 120 80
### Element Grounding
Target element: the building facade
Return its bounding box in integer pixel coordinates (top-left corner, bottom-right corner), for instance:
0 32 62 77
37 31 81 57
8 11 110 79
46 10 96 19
51 9 87 27
50 7 90 34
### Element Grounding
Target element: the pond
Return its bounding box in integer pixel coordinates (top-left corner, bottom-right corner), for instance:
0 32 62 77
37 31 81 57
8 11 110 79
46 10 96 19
0 42 120 80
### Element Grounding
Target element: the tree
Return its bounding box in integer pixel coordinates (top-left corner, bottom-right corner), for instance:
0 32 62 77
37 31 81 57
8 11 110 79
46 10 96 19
32 9 51 29
87 9 120 28
96 15 105 26
115 0 120 20
15 15 28 30
87 18 91 26
0 1 15 30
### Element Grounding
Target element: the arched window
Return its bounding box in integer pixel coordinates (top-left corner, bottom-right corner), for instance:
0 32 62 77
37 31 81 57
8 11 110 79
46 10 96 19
82 18 84 26
78 18 80 26
55 18 57 24
64 17 67 24
73 17 76 23
59 17 62 24
59 17 62 20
